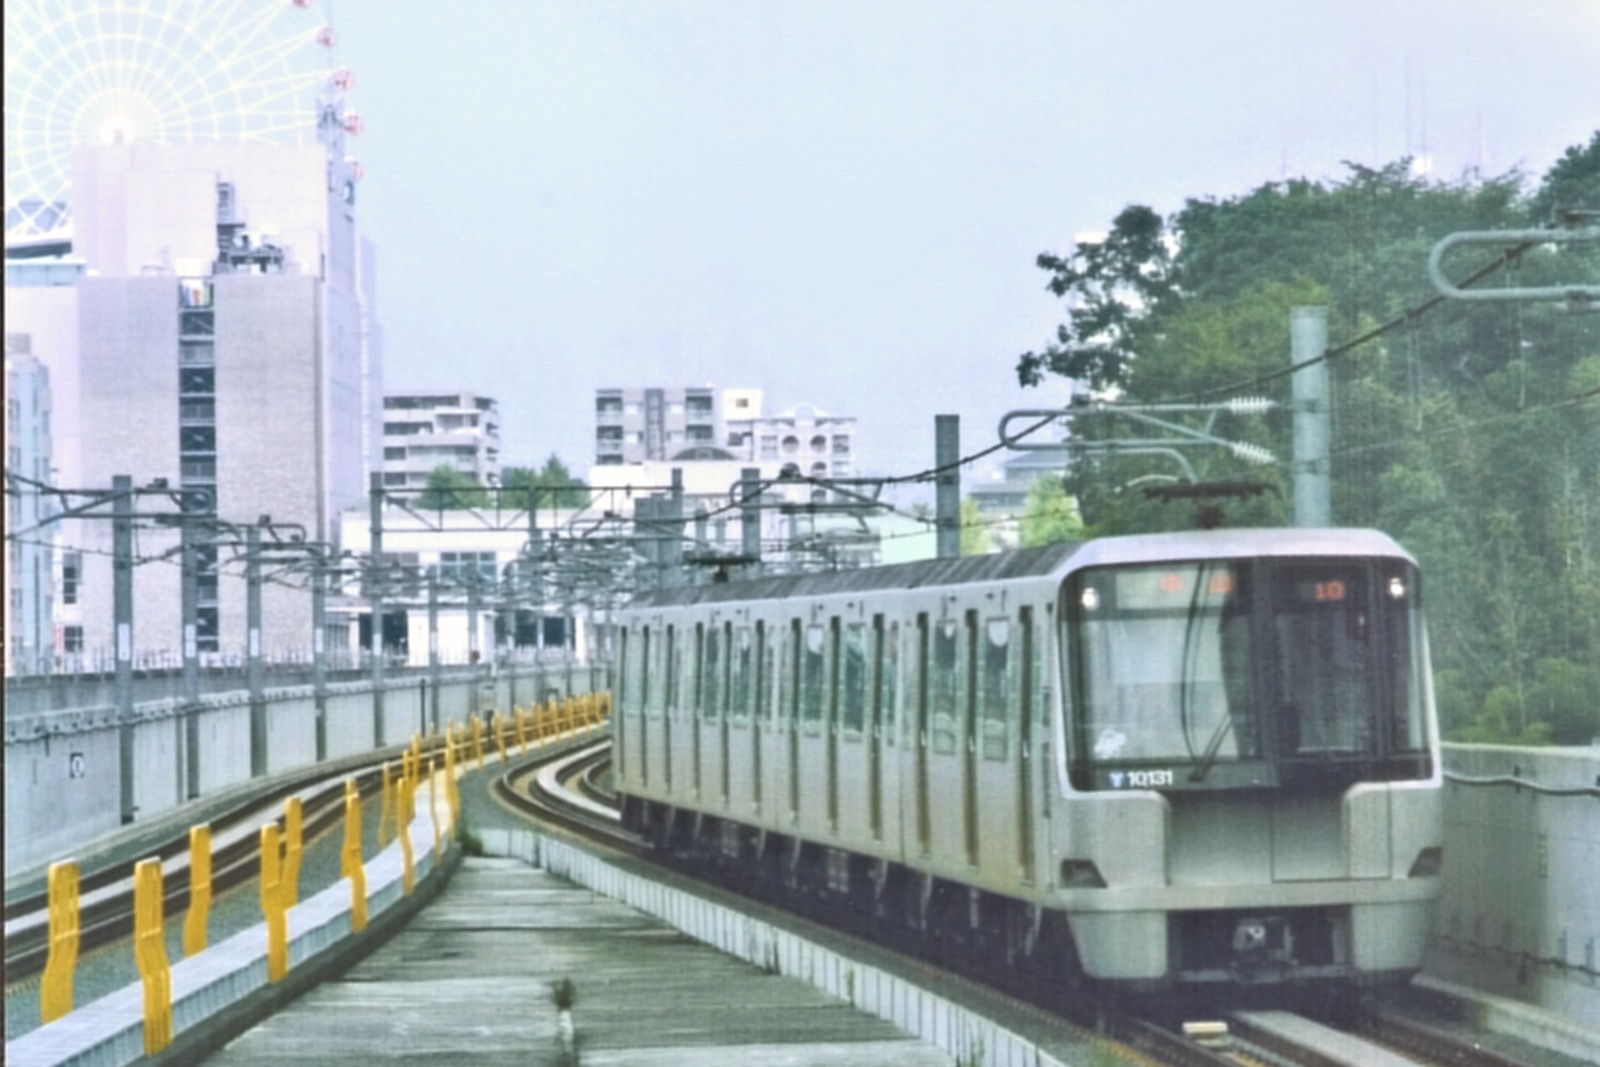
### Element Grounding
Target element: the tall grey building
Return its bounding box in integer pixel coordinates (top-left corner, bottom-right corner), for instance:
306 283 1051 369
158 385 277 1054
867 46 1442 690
4 342 53 675
4 138 381 663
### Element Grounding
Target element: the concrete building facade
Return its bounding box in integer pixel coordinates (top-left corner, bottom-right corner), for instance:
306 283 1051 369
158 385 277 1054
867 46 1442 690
4 137 380 666
5 344 54 675
382 390 501 491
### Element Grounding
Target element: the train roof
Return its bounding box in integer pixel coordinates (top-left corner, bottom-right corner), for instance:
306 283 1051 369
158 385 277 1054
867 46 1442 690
622 527 1412 611
626 541 1086 609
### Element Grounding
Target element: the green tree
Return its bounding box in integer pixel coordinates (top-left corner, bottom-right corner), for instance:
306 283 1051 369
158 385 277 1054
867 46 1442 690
417 464 489 510
1019 476 1084 547
502 454 588 509
1017 136 1600 744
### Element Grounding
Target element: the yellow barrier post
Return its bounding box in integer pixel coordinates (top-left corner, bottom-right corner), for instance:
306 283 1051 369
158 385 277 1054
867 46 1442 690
398 773 416 896
40 860 80 1024
515 706 528 755
378 762 394 847
472 714 485 770
494 710 508 765
259 825 287 983
442 736 459 842
183 825 212 957
341 779 368 933
428 757 442 860
133 858 172 1053
283 797 304 908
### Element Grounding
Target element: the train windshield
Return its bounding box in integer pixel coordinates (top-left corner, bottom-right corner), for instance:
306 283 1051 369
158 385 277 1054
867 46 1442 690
1066 557 1430 792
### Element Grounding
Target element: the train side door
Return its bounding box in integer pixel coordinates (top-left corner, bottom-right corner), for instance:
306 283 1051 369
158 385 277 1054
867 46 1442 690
1017 606 1037 883
914 613 931 856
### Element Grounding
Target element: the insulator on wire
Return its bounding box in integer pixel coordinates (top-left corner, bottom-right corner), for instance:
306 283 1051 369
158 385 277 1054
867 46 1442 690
1229 441 1277 465
1225 396 1276 415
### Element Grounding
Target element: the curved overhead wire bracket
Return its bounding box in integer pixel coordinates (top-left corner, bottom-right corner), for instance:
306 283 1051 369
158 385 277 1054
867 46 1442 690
1428 226 1600 307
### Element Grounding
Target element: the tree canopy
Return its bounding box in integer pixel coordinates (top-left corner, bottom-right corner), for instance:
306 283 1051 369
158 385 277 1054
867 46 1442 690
502 454 588 509
1020 133 1600 745
416 464 489 510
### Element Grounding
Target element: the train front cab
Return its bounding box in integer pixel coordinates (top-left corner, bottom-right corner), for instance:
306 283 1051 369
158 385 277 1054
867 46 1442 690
1046 535 1445 990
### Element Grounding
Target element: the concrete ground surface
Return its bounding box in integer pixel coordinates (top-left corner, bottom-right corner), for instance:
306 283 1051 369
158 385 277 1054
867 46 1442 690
198 857 955 1065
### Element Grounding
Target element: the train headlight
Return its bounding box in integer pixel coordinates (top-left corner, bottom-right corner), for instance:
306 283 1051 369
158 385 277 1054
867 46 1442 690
1387 576 1407 601
1079 588 1100 611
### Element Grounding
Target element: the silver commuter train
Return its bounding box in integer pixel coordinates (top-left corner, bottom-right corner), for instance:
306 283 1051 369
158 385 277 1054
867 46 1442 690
613 527 1444 991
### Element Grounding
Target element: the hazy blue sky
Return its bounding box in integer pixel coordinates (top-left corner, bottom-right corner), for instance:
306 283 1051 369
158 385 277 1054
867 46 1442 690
331 0 1598 487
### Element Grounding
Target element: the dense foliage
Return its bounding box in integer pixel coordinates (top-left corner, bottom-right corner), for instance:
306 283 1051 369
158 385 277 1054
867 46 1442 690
502 455 589 509
1019 133 1600 745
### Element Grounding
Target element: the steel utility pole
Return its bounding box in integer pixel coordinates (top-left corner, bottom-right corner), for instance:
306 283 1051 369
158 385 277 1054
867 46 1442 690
113 476 136 824
741 467 763 577
247 523 266 777
935 415 961 559
368 472 386 744
1290 306 1331 527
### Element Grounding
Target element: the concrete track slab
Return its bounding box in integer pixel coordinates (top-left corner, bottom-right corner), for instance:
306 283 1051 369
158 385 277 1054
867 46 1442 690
200 857 952 1065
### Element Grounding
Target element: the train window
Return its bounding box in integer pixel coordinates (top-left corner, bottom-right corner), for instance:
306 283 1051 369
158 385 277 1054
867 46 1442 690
1383 564 1429 758
1070 562 1258 778
640 628 653 714
842 623 867 734
880 620 898 742
788 620 803 722
1272 563 1371 753
664 626 678 716
732 626 752 720
802 623 827 724
982 617 1010 760
703 624 721 719
756 621 772 721
931 617 960 754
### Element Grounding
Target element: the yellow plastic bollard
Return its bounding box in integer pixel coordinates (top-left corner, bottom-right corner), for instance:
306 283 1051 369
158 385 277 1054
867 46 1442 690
378 762 394 847
184 825 212 957
133 858 172 1053
283 797 304 908
427 758 443 861
515 706 528 755
40 860 80 1024
398 774 416 896
259 825 287 983
443 738 459 842
342 779 367 933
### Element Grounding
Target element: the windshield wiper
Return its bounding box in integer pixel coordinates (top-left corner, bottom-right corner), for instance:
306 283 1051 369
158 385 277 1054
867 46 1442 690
1188 712 1233 783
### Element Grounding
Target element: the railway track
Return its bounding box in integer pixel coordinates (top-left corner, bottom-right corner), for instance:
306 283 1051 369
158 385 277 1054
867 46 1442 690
499 738 1555 1067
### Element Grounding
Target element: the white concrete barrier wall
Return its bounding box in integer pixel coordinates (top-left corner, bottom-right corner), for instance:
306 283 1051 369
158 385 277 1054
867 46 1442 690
1434 743 1600 1028
3 668 589 875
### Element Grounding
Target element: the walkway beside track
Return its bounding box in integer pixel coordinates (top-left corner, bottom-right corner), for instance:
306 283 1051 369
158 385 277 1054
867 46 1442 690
201 855 955 1066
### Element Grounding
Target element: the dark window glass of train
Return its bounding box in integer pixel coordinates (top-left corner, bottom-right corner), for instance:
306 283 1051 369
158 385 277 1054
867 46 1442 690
755 622 771 721
931 617 959 754
640 628 653 714
982 616 1010 760
703 624 721 719
1382 563 1428 763
803 623 827 723
843 623 867 733
732 626 752 720
1269 562 1374 756
664 626 678 714
881 620 898 742
788 620 803 722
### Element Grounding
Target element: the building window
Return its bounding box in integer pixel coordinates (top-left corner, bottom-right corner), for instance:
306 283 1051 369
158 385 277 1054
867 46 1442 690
781 435 799 454
179 368 215 395
436 551 497 587
180 342 214 365
63 625 84 653
383 447 407 461
62 552 81 605
811 434 827 452
832 435 850 454
179 279 213 308
179 310 215 337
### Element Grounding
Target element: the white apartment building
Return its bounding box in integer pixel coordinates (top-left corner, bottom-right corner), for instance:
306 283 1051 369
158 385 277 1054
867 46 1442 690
382 391 501 491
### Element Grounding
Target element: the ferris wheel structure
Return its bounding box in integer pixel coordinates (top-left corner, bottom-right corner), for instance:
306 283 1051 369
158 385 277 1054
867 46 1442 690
5 0 359 243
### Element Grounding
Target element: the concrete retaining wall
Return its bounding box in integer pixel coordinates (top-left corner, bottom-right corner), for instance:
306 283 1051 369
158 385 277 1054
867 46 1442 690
1433 744 1600 1028
3 665 605 876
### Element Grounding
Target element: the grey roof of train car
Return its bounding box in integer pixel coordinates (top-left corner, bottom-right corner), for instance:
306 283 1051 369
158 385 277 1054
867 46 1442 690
627 541 1087 608
624 527 1412 610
